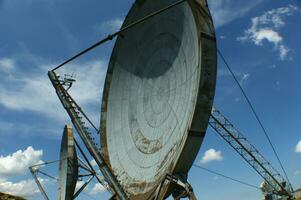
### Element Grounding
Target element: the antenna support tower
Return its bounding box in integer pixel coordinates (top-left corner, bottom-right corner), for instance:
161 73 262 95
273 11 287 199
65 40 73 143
48 71 128 200
209 107 294 199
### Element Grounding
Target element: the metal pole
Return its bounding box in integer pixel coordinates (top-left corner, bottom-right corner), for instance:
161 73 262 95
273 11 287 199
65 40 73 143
30 159 63 169
73 175 94 199
29 167 50 200
74 139 97 173
78 162 94 174
74 139 115 194
37 170 59 181
48 71 126 199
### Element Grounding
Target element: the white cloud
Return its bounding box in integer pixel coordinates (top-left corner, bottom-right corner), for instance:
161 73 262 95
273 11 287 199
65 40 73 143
295 170 301 175
90 159 97 167
75 180 86 192
0 57 14 72
0 146 43 177
251 28 283 45
0 49 108 139
0 178 42 198
200 149 223 164
208 0 263 28
97 18 123 34
0 59 107 124
295 140 301 153
64 60 107 106
90 183 106 195
238 4 298 60
240 73 250 86
279 44 290 60
0 75 63 119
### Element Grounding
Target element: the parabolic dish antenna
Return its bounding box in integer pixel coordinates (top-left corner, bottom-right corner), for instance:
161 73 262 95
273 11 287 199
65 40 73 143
100 0 217 198
58 125 78 200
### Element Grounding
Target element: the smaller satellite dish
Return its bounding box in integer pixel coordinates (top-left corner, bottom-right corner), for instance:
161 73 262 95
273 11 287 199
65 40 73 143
58 125 78 200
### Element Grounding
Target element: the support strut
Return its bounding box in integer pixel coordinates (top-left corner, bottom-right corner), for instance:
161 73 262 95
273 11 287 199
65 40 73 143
154 174 197 200
209 107 294 199
48 71 128 200
29 167 50 200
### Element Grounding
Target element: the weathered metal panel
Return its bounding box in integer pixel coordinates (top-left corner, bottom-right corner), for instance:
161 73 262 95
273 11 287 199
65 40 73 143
100 0 216 199
58 125 78 200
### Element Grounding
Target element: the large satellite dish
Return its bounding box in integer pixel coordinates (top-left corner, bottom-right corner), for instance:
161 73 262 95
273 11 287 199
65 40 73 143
101 0 217 198
58 125 78 200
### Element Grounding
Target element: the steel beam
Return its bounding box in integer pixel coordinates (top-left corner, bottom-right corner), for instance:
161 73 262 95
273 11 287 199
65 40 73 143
29 167 50 200
48 71 128 200
209 108 293 198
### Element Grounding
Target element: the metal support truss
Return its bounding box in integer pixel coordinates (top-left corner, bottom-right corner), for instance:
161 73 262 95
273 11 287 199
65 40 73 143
74 138 114 195
48 71 128 200
29 150 111 200
29 167 50 200
73 176 94 199
29 159 64 200
154 174 197 200
209 107 293 199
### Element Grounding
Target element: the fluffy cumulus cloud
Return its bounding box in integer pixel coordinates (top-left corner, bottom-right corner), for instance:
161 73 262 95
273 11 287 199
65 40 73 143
238 4 298 60
0 146 43 177
0 147 46 198
0 178 42 198
208 0 263 28
295 140 301 153
200 149 223 164
90 183 106 195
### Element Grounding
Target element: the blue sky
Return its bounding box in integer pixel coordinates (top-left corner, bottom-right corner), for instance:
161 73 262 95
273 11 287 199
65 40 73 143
0 0 300 199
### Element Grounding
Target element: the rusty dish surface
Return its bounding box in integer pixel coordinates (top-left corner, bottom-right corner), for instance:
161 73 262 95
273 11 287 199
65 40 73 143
101 0 216 198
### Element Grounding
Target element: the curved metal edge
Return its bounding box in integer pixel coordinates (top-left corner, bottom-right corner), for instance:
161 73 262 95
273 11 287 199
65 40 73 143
173 0 217 176
159 0 217 198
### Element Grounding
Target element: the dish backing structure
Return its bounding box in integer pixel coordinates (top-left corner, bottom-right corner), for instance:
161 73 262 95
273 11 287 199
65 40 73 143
58 125 78 200
100 0 217 198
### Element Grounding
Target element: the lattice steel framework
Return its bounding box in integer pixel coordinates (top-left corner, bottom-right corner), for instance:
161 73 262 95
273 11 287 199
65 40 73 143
209 108 293 199
48 71 128 200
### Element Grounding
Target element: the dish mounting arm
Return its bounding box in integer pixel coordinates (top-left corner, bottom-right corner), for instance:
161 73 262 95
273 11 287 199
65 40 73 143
48 71 128 200
29 167 50 200
209 107 294 199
